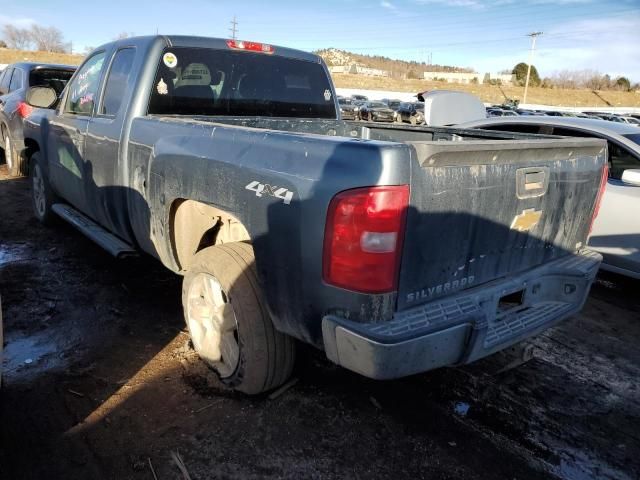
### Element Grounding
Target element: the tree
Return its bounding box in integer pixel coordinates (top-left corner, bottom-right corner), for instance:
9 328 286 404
2 25 32 50
407 68 422 79
0 40 6 48
615 76 631 91
29 25 66 52
512 62 540 87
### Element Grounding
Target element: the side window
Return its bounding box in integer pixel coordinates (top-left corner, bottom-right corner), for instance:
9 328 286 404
0 68 13 94
552 127 640 180
9 68 23 92
100 48 136 116
608 142 640 180
65 51 106 115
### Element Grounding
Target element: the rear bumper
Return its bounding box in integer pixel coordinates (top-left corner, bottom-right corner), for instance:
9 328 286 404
322 249 601 379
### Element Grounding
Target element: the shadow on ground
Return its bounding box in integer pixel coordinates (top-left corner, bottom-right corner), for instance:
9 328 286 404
1 164 639 480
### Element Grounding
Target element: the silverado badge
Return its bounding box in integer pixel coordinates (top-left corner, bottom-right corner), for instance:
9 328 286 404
510 208 542 232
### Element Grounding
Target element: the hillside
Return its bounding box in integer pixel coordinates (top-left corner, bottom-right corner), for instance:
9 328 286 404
1 48 637 108
0 48 84 66
331 74 640 108
316 48 473 78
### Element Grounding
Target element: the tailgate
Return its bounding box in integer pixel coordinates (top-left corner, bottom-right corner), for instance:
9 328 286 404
398 138 606 310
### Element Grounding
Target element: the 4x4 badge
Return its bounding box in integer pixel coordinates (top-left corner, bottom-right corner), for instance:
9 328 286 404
245 181 294 205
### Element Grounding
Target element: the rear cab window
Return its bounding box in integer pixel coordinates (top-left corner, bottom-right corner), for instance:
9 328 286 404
148 47 336 119
100 48 136 116
29 68 75 96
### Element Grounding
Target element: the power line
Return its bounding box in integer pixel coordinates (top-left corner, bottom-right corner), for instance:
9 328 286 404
229 16 238 40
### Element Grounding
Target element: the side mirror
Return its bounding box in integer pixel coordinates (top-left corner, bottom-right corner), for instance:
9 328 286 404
26 86 58 109
621 169 640 187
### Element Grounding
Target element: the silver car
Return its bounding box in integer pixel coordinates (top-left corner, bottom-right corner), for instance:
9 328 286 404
459 116 640 279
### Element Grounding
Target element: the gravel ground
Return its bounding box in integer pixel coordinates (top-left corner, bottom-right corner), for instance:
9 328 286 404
1 164 639 480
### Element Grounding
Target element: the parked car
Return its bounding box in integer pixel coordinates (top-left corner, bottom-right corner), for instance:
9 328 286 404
350 94 368 102
351 99 368 120
596 114 625 123
617 116 640 126
338 97 357 120
0 62 76 176
23 35 605 394
396 102 425 124
459 116 640 279
487 108 518 117
381 98 402 110
381 98 402 121
515 109 540 116
358 101 395 123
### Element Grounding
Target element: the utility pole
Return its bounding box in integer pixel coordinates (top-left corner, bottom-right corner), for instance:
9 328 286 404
523 31 542 105
229 16 238 40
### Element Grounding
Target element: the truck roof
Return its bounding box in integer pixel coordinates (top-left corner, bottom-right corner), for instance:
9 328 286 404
7 62 77 72
94 35 322 64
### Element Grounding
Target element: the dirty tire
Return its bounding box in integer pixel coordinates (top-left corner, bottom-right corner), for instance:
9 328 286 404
182 243 296 395
410 115 417 125
30 153 58 226
3 127 25 177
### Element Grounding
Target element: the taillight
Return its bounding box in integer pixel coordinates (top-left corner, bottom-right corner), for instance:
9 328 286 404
323 185 409 294
226 39 274 54
17 101 33 118
589 163 609 234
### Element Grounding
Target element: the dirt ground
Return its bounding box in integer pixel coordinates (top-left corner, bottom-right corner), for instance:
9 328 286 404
1 164 639 480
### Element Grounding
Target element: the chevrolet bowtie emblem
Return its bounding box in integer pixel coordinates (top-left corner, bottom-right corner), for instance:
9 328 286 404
511 208 542 232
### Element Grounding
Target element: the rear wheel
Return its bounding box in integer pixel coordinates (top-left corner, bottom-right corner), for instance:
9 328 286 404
182 243 296 395
30 153 58 225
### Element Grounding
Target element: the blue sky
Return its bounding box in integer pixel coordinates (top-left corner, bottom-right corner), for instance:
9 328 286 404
2 0 639 80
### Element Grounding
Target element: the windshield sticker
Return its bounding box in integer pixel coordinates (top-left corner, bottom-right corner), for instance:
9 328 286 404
163 52 178 68
79 93 94 106
156 78 168 95
324 89 332 101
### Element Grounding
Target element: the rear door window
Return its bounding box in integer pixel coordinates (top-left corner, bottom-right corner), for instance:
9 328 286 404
9 68 23 92
148 47 336 119
100 48 136 116
0 68 13 94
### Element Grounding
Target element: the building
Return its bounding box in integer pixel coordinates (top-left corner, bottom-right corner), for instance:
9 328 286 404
328 64 390 77
423 71 514 86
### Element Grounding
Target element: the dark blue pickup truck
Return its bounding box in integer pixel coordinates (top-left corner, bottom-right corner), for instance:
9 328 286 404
22 35 607 394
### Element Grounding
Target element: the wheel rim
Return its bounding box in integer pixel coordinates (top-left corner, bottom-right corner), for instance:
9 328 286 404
5 134 12 170
186 273 240 378
32 164 46 217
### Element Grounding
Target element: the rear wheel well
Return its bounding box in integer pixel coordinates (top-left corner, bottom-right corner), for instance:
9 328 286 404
170 199 251 271
24 138 40 158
